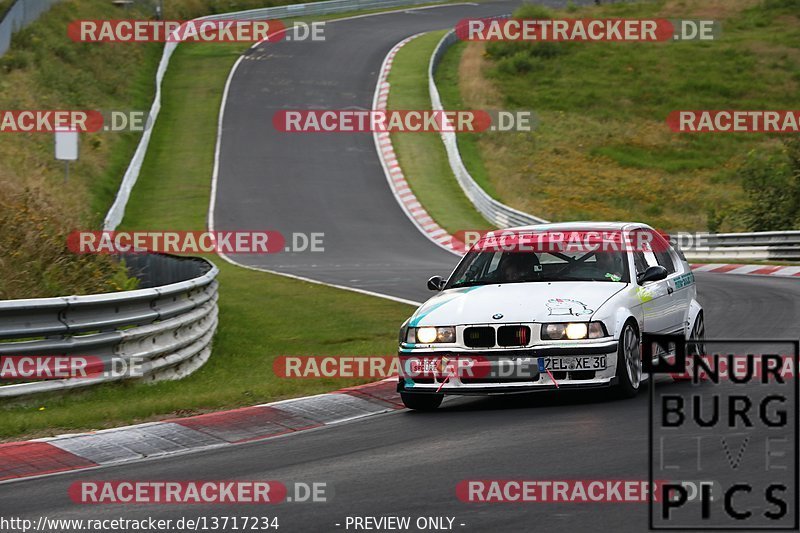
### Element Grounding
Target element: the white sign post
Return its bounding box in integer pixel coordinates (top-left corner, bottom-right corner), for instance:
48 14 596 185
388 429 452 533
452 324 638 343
55 128 79 182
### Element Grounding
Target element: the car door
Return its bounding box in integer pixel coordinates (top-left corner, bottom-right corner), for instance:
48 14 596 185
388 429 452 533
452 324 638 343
652 239 689 333
654 242 692 333
632 231 678 334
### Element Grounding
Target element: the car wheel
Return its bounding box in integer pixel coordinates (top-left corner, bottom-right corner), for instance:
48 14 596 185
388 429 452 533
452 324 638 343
401 392 443 411
614 321 642 398
670 311 707 382
688 311 705 356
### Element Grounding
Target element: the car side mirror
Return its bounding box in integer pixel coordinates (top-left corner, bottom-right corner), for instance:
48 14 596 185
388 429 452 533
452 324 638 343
427 275 446 291
637 265 668 285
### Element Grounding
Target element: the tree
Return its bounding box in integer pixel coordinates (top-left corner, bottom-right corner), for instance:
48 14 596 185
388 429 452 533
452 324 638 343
738 145 798 232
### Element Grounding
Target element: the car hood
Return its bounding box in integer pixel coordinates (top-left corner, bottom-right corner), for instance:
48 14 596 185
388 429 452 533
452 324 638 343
408 282 627 326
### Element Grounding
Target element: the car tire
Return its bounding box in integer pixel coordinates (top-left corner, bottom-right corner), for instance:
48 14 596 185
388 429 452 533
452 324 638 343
400 392 443 411
673 311 705 382
614 321 642 398
688 311 705 356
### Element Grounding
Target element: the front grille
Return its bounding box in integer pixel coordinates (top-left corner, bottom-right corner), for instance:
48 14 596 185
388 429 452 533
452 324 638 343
463 326 495 348
497 326 531 347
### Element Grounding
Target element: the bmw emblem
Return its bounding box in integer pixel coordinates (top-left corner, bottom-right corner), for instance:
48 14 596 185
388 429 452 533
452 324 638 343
492 313 503 320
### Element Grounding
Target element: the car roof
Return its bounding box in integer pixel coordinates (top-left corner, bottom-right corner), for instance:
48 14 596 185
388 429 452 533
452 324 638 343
499 221 652 233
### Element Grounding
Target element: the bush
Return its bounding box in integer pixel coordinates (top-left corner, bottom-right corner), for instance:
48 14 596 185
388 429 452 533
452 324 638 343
762 0 800 9
0 184 139 299
737 142 800 231
0 50 30 72
485 5 570 75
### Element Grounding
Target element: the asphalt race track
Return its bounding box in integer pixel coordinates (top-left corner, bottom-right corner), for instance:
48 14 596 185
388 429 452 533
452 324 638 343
212 0 539 302
2 2 799 532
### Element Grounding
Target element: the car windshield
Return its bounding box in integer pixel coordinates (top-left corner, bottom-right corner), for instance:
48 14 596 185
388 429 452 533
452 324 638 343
446 249 631 288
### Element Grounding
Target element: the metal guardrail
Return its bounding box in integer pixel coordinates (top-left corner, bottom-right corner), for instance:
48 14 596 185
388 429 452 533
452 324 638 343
428 29 549 229
203 0 447 21
682 231 800 261
428 30 800 262
704 231 800 247
104 0 449 230
0 0 61 57
0 254 218 398
0 0 63 57
2 0 449 399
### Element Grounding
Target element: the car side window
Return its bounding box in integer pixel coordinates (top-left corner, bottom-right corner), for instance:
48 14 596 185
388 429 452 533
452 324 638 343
654 248 676 274
633 251 648 275
672 242 688 262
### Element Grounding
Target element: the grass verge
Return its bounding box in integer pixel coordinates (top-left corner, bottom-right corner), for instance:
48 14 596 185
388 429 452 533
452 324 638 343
387 31 493 235
0 0 459 299
433 37 498 199
0 0 163 298
0 259 410 441
443 0 800 232
385 11 800 267
0 29 414 441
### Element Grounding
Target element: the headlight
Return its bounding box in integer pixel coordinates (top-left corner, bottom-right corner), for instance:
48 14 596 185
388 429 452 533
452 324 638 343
417 327 438 343
565 323 588 340
587 322 605 338
541 322 607 340
407 326 456 344
542 323 566 340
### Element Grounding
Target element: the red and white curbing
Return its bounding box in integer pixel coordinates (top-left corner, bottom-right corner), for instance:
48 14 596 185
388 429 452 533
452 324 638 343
374 35 461 255
6 31 800 488
375 37 800 279
0 379 401 483
690 263 800 277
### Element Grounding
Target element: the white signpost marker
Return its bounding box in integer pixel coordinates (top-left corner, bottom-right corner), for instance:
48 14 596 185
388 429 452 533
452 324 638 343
55 128 79 182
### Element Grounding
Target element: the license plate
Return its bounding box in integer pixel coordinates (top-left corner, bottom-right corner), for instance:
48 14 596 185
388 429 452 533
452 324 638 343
408 359 439 374
539 355 607 371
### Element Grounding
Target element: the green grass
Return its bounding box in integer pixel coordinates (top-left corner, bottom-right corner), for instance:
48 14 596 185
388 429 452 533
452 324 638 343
0 0 461 301
0 261 409 440
433 40 498 199
444 0 800 232
588 144 731 174
0 0 165 298
0 33 414 441
0 0 167 224
121 43 242 230
387 31 493 234
0 0 15 19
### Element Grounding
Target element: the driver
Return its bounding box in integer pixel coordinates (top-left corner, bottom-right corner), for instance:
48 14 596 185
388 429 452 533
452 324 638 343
499 253 539 282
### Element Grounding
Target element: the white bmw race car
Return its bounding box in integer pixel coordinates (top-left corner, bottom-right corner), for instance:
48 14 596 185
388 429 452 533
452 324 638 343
397 222 704 410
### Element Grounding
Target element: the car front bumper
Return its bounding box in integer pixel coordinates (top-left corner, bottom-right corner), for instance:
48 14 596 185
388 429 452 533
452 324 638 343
397 339 619 394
